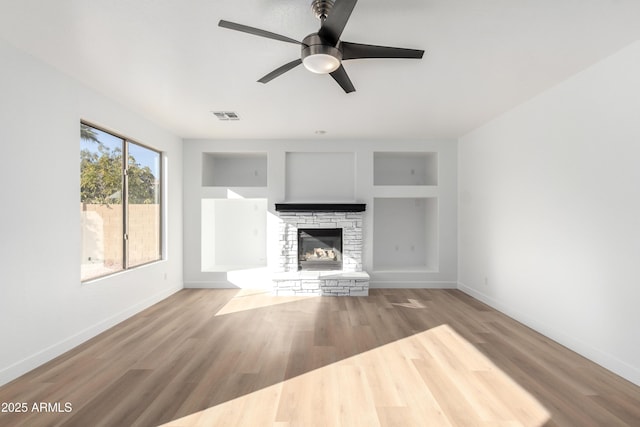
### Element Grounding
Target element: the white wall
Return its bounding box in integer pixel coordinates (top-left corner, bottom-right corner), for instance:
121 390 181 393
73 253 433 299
459 41 640 386
183 139 457 289
0 39 183 386
285 152 355 202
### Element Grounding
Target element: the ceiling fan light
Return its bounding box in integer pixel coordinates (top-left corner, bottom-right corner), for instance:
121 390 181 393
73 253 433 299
303 53 341 74
301 40 342 74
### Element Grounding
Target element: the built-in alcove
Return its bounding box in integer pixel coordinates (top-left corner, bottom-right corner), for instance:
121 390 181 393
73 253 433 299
201 198 267 272
285 152 355 201
373 197 438 271
374 152 438 186
202 152 267 187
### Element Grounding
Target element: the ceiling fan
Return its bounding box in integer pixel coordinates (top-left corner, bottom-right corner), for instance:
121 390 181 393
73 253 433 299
218 0 424 93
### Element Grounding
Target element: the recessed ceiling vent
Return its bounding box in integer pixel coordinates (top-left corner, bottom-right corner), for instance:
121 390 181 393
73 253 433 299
212 111 240 121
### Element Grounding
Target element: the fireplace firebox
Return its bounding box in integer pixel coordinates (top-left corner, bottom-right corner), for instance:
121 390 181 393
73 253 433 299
298 228 342 271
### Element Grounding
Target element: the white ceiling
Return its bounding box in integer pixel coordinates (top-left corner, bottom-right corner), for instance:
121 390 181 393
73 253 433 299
1 0 640 140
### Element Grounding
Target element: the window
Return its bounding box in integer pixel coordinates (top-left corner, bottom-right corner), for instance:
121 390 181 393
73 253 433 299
80 123 162 281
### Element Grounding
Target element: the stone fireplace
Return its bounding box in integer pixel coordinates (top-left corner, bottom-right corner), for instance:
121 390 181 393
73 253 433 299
272 203 369 296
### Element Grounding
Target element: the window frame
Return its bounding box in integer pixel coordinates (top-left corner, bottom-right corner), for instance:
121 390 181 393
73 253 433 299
80 121 164 282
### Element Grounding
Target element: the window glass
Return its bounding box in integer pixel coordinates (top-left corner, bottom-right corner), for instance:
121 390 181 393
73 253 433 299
80 125 124 280
127 143 161 268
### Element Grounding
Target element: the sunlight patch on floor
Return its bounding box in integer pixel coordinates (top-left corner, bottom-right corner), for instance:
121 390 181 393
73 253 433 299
214 288 316 316
161 323 550 426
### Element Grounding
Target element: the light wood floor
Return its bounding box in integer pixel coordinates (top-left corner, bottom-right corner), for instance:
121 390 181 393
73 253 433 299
1 289 639 426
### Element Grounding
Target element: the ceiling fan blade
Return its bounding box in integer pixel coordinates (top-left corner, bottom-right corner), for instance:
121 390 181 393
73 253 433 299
341 41 424 60
219 20 303 45
318 0 358 46
330 65 356 93
257 59 303 83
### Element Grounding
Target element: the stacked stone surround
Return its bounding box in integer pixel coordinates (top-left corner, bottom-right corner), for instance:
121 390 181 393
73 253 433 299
277 211 363 272
273 210 369 296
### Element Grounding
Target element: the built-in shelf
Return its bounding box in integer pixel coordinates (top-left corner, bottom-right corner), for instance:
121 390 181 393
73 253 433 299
202 152 267 187
201 186 268 199
373 197 438 271
374 152 438 186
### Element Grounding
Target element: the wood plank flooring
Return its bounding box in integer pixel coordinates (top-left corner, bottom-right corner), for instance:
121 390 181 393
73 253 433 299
1 289 639 426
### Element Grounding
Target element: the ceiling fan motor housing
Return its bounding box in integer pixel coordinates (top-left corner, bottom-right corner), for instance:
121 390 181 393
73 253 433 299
301 33 342 74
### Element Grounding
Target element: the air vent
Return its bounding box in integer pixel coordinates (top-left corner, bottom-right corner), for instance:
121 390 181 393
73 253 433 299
212 111 240 121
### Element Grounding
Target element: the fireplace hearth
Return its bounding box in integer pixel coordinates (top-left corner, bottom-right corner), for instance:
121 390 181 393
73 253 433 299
298 228 342 271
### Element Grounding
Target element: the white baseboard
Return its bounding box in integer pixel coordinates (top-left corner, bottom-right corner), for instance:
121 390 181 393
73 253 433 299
183 281 245 289
457 282 640 387
0 285 182 387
